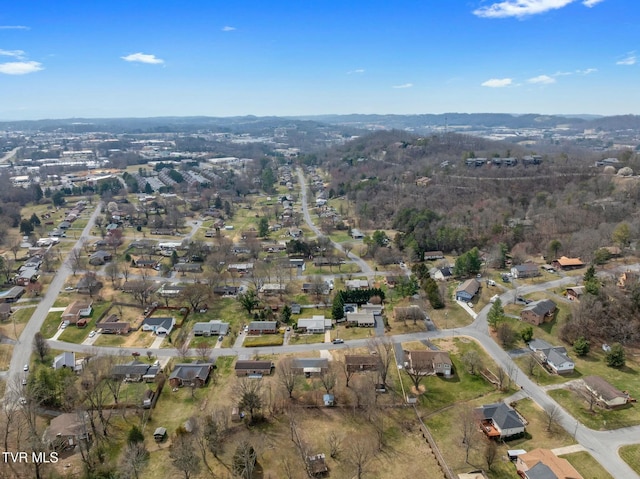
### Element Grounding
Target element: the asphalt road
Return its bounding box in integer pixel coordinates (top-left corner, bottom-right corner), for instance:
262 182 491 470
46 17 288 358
296 167 374 276
3 203 102 397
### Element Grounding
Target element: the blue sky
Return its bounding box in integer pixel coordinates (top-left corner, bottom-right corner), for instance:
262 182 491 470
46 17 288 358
0 0 637 120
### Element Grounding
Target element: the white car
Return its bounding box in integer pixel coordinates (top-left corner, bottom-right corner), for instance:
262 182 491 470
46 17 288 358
88 331 96 338
23 364 29 372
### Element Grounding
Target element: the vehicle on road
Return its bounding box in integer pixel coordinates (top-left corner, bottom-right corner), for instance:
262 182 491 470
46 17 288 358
23 364 29 371
332 338 344 344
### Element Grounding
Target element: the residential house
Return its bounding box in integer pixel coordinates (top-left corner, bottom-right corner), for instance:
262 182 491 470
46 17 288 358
45 412 91 451
515 448 583 479
290 303 302 314
431 266 453 281
174 263 203 274
97 315 131 334
565 286 585 302
510 263 541 279
291 358 329 376
455 278 481 301
344 279 370 290
247 321 278 335
345 311 376 328
112 360 160 382
583 376 629 408
307 454 328 475
0 303 12 320
301 282 330 295
538 347 575 375
193 320 229 337
15 265 39 286
259 283 286 295
141 316 175 335
156 283 184 298
0 286 25 304
235 360 274 377
520 299 557 326
345 355 379 373
130 255 158 269
424 251 445 261
404 350 453 377
528 340 574 374
477 402 526 439
52 351 76 370
227 263 253 274
289 258 306 271
169 362 214 388
89 250 112 266
360 303 383 315
212 285 239 296
61 301 92 325
297 315 332 333
552 256 584 271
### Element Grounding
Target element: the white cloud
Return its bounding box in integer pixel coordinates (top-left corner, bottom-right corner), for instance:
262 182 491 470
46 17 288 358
0 49 25 59
616 53 636 66
576 67 597 74
0 61 43 75
121 52 164 64
0 25 29 30
481 78 513 87
583 0 604 6
347 69 365 75
528 74 556 84
392 83 413 89
474 0 575 18
222 26 236 32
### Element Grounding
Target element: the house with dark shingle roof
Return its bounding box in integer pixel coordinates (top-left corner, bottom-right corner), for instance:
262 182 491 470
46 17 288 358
520 299 557 326
235 360 274 377
291 358 329 376
247 321 278 335
510 263 541 279
169 362 214 388
193 320 229 337
477 402 526 439
141 316 175 335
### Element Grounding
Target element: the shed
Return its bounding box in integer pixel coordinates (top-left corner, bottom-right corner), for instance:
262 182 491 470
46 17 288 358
153 427 167 442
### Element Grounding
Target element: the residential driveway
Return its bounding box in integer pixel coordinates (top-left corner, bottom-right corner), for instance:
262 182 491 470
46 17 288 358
82 332 100 346
150 335 165 349
50 328 65 341
456 300 477 319
233 331 246 349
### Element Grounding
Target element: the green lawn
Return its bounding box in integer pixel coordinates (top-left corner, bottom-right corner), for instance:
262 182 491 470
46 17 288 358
41 311 63 338
619 445 640 476
288 333 325 345
549 388 640 430
563 451 614 479
59 324 91 343
242 335 284 347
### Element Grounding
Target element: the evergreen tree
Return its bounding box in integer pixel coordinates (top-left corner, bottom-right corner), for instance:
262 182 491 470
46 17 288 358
487 298 504 330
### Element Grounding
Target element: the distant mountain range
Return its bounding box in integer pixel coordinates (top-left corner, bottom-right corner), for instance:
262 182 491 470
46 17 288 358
0 113 639 134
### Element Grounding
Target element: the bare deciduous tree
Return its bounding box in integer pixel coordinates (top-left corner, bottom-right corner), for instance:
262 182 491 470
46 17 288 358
32 332 49 362
484 438 498 471
347 436 374 479
120 442 149 479
277 357 299 399
170 429 201 479
544 404 562 433
461 350 483 375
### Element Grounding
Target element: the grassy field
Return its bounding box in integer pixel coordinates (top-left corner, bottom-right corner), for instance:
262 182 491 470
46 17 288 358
243 335 284 347
563 451 615 479
619 444 640 476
